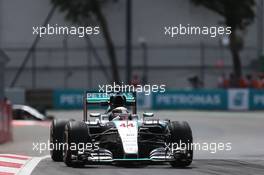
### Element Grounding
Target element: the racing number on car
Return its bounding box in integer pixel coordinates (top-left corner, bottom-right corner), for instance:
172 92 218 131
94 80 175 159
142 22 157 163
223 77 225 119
120 123 134 128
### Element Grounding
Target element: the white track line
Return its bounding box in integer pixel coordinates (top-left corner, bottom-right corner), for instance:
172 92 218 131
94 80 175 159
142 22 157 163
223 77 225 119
17 155 50 175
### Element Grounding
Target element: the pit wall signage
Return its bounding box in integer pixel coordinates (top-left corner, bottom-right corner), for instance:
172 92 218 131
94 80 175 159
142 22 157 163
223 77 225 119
53 89 83 109
53 89 264 110
153 89 264 110
249 89 264 110
152 89 228 110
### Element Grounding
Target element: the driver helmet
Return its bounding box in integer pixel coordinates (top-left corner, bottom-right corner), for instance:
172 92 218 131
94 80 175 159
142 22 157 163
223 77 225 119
112 107 129 114
109 107 129 121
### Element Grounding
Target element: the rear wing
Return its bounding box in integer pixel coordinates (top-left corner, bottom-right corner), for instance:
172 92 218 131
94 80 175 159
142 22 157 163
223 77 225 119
83 92 137 121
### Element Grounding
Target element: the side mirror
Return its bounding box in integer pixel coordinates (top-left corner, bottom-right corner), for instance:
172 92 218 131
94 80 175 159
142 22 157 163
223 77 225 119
90 113 101 118
143 112 154 118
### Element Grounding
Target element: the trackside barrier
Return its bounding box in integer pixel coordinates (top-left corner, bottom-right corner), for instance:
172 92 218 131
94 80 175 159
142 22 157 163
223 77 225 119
52 89 264 110
152 89 227 110
0 100 12 143
53 89 84 109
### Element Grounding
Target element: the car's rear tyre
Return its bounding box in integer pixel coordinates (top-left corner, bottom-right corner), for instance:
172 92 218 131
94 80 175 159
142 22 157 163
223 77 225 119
50 119 69 162
169 121 193 168
63 121 90 167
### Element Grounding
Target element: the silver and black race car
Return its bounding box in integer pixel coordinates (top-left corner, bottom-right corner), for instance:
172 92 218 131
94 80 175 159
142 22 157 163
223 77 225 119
50 92 193 167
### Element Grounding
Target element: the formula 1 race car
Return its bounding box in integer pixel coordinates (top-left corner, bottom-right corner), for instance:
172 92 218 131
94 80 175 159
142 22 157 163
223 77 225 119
50 92 193 167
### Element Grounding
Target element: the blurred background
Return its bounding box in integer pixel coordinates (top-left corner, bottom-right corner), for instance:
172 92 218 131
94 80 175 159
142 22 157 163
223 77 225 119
0 0 264 110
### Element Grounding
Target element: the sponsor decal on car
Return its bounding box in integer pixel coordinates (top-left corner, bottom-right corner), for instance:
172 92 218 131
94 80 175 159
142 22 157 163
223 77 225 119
114 121 138 154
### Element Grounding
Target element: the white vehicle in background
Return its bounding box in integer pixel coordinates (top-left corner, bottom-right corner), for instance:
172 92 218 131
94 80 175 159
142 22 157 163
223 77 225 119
12 104 53 121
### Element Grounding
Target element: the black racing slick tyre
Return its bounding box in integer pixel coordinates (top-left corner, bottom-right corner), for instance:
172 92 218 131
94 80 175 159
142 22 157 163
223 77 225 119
169 121 193 168
63 121 90 167
50 119 69 162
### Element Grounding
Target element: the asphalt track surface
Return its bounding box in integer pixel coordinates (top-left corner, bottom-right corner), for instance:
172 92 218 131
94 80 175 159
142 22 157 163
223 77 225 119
1 110 264 174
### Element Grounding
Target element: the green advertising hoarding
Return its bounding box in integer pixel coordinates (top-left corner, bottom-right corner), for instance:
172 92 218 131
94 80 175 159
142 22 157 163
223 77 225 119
152 89 228 110
53 89 264 110
53 89 84 109
249 89 264 110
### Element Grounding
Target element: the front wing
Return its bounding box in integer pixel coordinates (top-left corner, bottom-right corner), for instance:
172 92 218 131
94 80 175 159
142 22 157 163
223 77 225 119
73 147 188 164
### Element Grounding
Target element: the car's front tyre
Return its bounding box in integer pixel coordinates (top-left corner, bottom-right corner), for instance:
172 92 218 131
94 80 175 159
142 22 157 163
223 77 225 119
63 121 90 167
169 121 193 168
50 119 69 162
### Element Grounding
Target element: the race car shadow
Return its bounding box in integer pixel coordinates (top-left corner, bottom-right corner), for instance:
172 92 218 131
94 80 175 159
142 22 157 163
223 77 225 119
76 163 195 169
